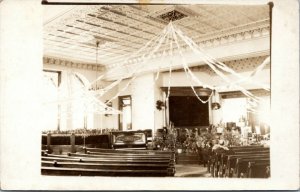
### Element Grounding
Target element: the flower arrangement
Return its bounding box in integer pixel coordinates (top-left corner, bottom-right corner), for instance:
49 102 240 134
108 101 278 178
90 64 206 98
152 127 176 151
222 129 242 146
183 135 198 153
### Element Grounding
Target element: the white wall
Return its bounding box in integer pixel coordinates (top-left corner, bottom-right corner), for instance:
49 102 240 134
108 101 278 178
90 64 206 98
154 75 164 131
44 58 270 130
131 74 155 131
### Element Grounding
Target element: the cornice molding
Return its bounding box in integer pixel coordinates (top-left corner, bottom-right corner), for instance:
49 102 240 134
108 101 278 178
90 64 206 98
172 55 270 75
194 19 270 47
43 56 105 71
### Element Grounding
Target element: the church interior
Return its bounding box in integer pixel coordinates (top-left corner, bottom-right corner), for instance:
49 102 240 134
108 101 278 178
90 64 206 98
40 3 272 178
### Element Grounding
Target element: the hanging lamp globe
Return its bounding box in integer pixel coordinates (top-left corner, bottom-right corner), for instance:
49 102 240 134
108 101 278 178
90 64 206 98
211 102 221 110
211 89 221 110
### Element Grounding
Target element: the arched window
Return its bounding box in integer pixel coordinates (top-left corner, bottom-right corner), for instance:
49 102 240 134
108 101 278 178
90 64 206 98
42 70 61 131
42 70 94 131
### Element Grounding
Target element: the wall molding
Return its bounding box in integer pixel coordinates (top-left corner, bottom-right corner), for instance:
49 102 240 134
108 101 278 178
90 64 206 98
220 89 270 99
43 56 105 71
194 20 270 48
172 55 270 75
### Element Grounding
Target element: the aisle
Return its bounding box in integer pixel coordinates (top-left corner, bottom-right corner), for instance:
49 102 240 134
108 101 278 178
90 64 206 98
174 164 211 177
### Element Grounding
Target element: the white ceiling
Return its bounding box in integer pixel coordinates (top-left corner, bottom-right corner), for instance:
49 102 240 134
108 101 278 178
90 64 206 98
43 4 269 69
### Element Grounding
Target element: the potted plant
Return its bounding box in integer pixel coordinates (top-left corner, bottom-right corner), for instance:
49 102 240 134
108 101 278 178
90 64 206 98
156 100 166 111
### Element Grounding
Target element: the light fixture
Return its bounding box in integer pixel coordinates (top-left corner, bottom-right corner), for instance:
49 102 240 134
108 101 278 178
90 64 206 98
95 42 99 89
211 89 221 110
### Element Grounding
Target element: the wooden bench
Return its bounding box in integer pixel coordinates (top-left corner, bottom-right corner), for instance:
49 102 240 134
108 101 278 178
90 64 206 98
219 152 269 177
86 151 171 157
224 153 269 177
66 152 173 160
229 147 269 153
229 145 264 150
43 153 174 165
233 158 270 178
224 151 269 177
85 147 174 154
208 146 269 177
42 161 171 170
80 147 176 160
247 161 270 178
41 167 172 177
42 151 175 177
217 147 268 173
42 156 173 165
209 149 227 177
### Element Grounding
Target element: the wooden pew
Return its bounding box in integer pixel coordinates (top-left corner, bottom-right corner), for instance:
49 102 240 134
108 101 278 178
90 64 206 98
207 146 270 178
43 152 171 159
219 153 266 177
42 156 173 165
210 149 227 177
219 147 269 173
214 147 269 177
224 153 269 178
42 160 172 171
85 147 174 155
67 153 172 160
247 162 270 178
42 151 175 177
230 148 269 153
84 147 176 162
42 160 171 170
86 151 171 157
233 158 270 178
229 145 264 150
42 167 173 177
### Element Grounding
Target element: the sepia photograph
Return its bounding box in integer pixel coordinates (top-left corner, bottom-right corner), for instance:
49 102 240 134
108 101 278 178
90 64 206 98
0 0 299 190
41 2 271 178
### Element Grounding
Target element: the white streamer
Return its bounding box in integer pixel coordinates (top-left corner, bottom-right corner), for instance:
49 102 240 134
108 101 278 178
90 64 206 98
174 25 270 91
104 23 171 103
173 25 260 102
170 23 213 104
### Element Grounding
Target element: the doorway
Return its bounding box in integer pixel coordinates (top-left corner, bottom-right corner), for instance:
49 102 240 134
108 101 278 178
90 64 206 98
118 95 132 131
169 96 209 127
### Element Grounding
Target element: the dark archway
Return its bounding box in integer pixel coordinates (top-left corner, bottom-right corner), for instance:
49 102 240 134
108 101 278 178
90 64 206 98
169 96 209 127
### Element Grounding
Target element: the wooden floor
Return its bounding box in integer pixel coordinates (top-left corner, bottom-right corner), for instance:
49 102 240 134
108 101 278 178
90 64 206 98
175 164 210 177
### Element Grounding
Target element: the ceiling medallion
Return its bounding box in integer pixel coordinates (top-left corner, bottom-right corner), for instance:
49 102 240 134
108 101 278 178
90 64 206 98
158 10 188 22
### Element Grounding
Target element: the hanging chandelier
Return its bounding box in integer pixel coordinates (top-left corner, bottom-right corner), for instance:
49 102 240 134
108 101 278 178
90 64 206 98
89 41 101 91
